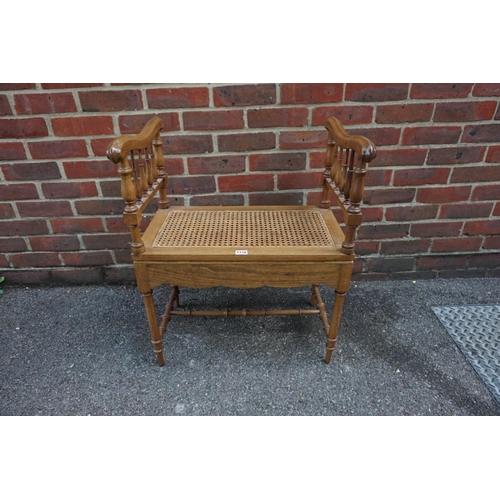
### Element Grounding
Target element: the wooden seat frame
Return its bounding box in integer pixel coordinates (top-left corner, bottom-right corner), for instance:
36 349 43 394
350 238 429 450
106 116 376 366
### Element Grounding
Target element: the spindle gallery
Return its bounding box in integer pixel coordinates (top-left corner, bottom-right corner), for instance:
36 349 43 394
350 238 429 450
106 116 376 366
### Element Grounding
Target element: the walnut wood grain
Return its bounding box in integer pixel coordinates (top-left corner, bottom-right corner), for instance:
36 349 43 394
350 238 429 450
105 114 376 365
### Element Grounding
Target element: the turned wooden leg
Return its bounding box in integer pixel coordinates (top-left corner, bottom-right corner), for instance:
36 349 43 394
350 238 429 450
325 264 353 364
173 285 180 308
309 285 316 306
142 290 164 366
325 290 346 363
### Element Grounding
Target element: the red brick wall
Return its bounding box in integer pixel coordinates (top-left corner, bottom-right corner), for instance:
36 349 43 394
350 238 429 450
1 83 499 284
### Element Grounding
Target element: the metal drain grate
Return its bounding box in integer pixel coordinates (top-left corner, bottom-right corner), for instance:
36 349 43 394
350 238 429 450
432 305 500 404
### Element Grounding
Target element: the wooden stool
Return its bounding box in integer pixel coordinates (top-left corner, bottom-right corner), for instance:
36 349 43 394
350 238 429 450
106 117 376 366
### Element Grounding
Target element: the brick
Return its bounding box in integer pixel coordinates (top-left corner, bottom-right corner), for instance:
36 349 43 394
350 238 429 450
451 165 500 183
385 205 439 221
82 233 130 250
358 169 390 188
90 137 114 157
393 167 450 186
345 83 408 102
147 87 209 108
104 267 135 283
370 148 427 167
218 174 274 192
355 241 379 255
249 192 303 205
358 223 409 240
61 251 114 266
41 83 103 89
311 105 373 126
14 92 76 114
188 155 245 175
10 252 62 267
79 90 142 111
361 206 384 222
42 181 98 198
167 175 216 195
347 127 400 146
17 201 73 218
277 171 322 190
463 220 500 236
363 188 416 205
1 161 61 181
0 83 36 90
103 217 128 233
63 160 116 178
472 84 500 97
29 140 88 159
0 219 48 236
375 103 433 124
281 84 343 104
164 158 185 175
279 130 327 149
484 236 500 250
163 135 213 154
190 194 245 206
486 146 500 163
248 107 309 128
52 116 114 136
309 151 325 169
427 146 486 165
380 239 430 254
74 199 123 216
0 142 26 161
0 237 27 252
417 256 467 270
118 112 180 134
51 268 104 284
113 249 133 264
434 101 497 122
471 184 500 201
468 254 500 268
410 83 472 99
0 183 39 200
495 203 500 217
0 95 12 115
0 117 48 139
214 84 276 106
432 237 482 253
184 110 244 130
411 221 462 238
249 152 306 171
439 203 493 219
51 217 104 234
462 124 500 143
99 180 121 198
29 235 80 251
367 257 414 273
402 126 461 145
219 132 275 152
0 203 15 218
2 270 52 286
439 269 488 278
416 186 470 204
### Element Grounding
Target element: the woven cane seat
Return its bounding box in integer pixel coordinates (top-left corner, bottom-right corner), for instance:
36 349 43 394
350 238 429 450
153 209 334 248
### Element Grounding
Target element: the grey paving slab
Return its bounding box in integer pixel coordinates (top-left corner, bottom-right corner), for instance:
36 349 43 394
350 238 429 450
1 278 499 415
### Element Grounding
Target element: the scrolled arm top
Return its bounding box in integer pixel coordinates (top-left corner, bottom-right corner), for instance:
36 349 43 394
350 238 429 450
324 117 377 162
106 116 164 163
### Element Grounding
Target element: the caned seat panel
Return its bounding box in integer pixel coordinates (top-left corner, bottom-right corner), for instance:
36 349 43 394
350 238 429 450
138 206 351 262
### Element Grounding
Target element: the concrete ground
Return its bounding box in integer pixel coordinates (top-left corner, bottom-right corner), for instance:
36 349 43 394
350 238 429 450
1 277 499 415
